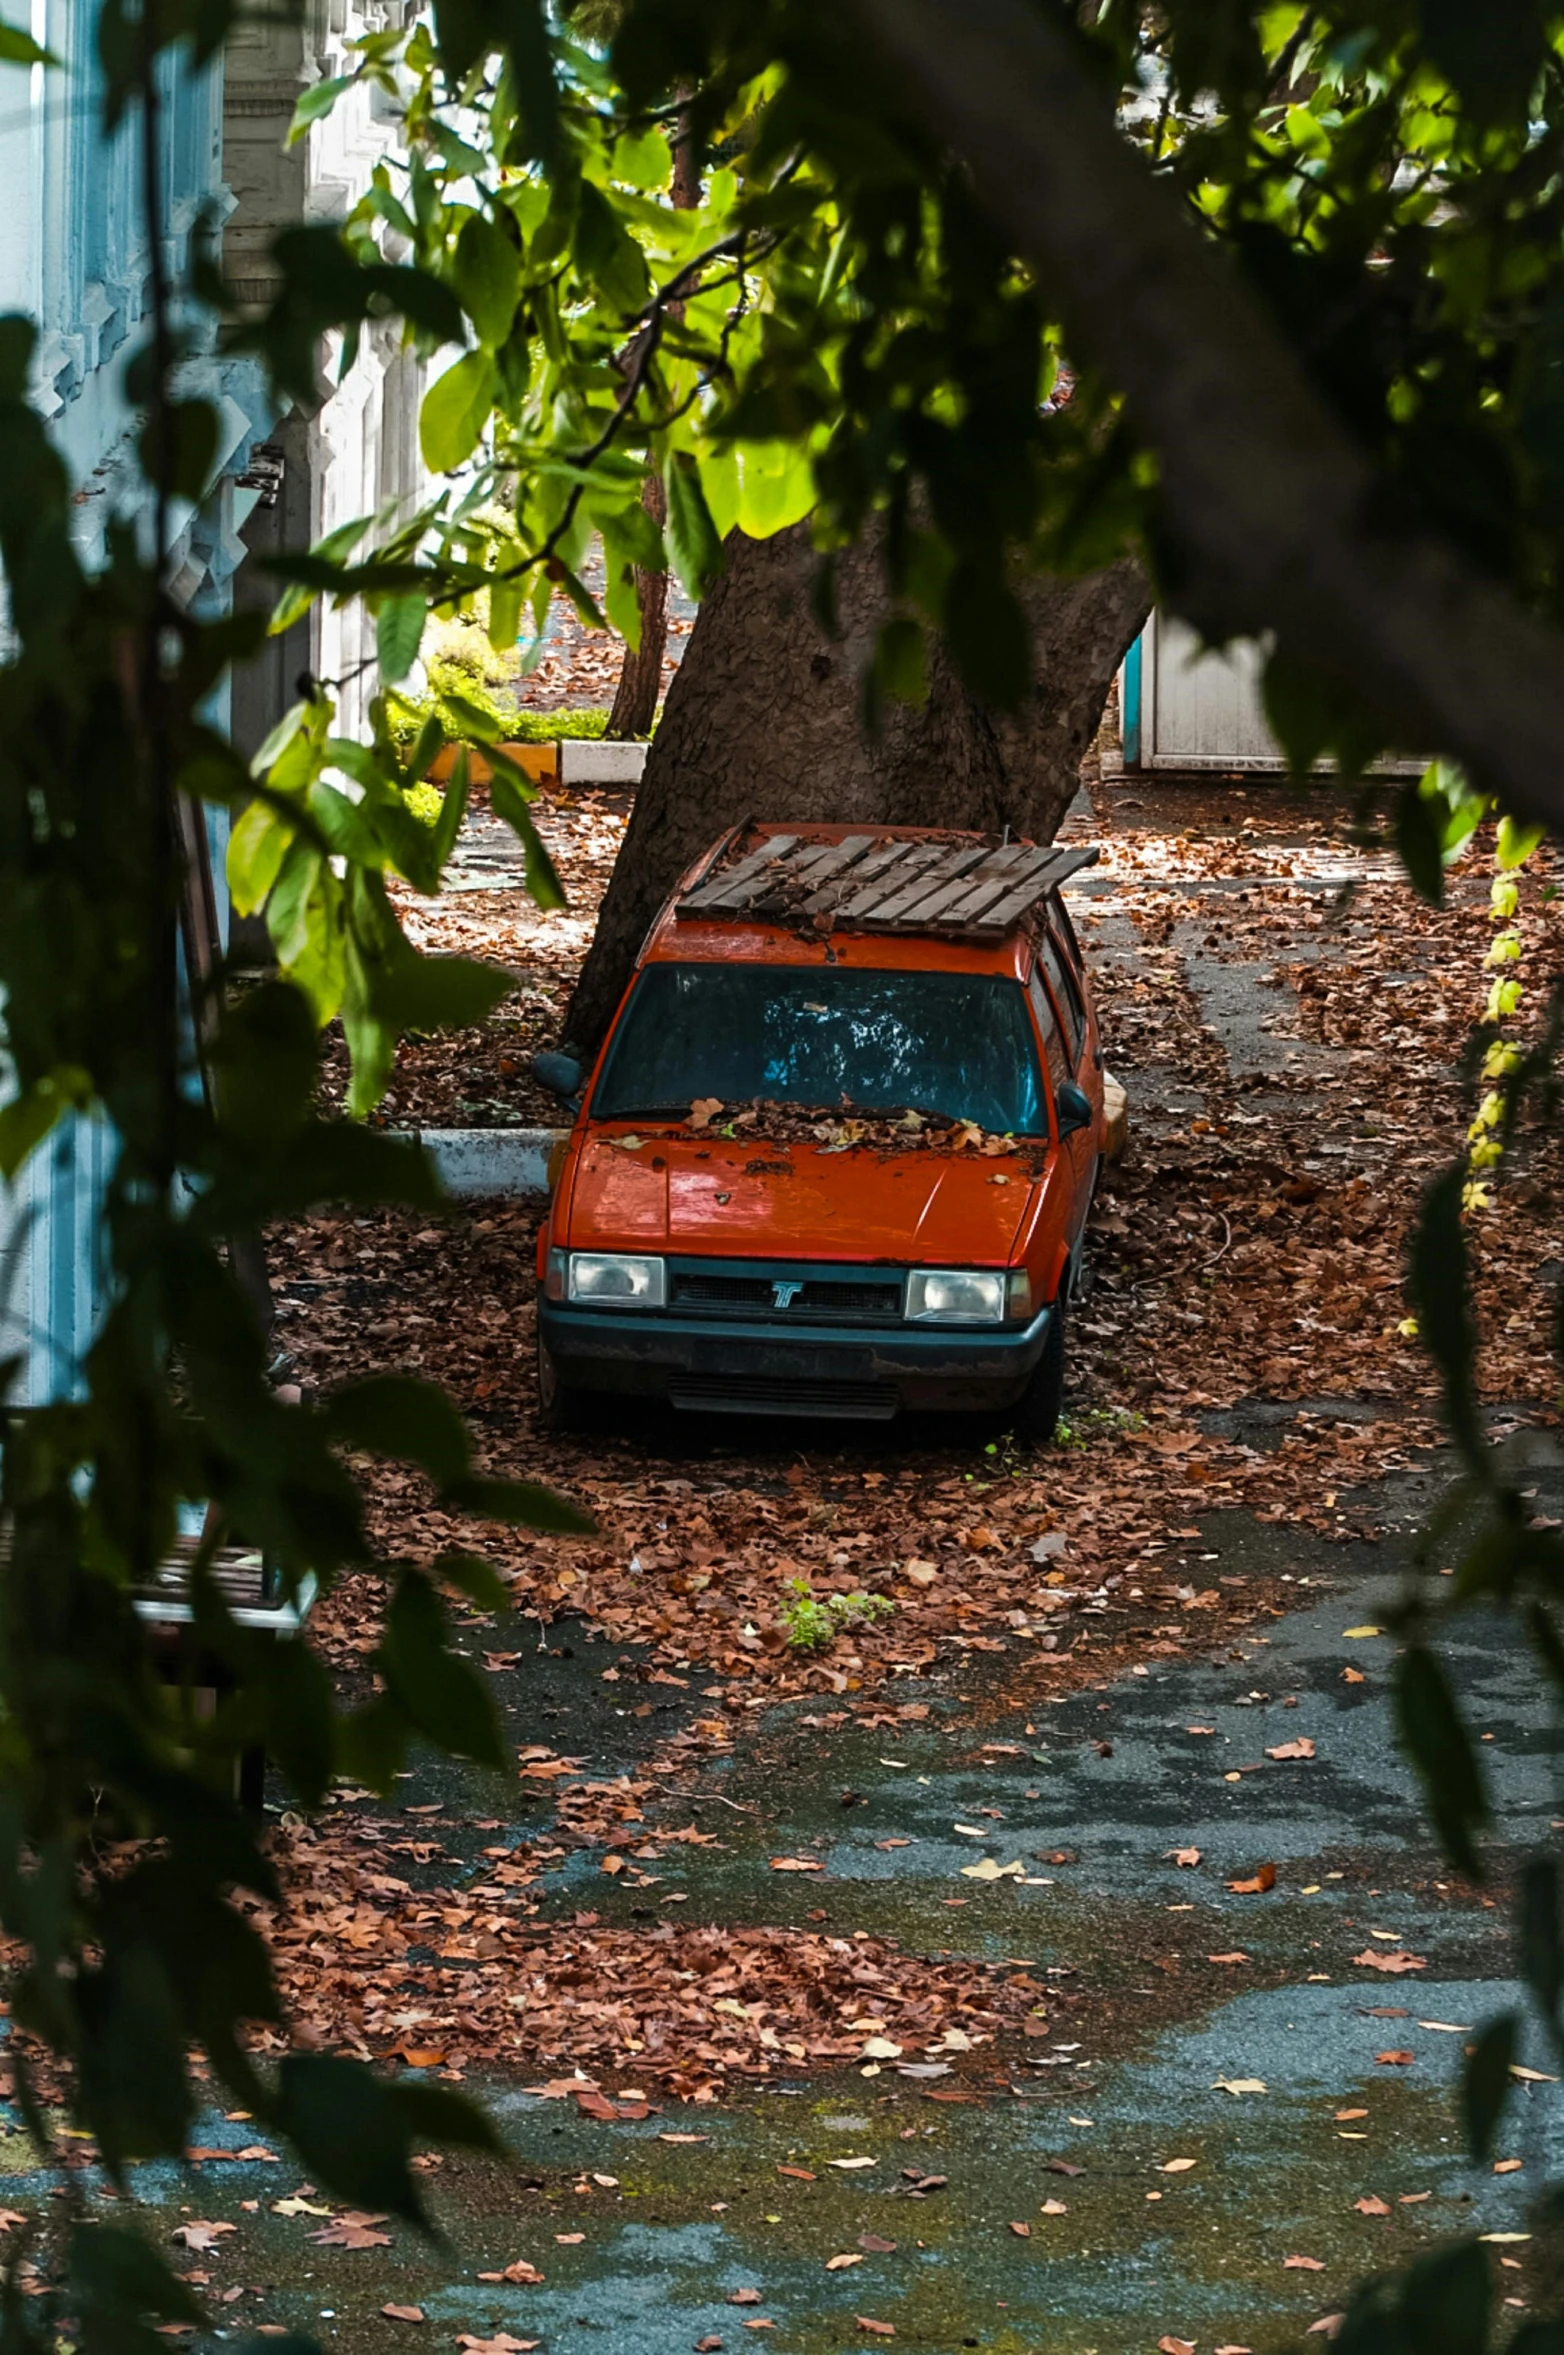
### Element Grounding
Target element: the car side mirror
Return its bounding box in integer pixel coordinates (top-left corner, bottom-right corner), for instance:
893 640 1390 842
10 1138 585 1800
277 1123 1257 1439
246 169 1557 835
533 1051 583 1103
1055 1080 1093 1138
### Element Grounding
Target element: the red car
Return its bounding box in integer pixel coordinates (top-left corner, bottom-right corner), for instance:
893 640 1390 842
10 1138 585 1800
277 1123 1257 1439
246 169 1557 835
533 825 1118 1442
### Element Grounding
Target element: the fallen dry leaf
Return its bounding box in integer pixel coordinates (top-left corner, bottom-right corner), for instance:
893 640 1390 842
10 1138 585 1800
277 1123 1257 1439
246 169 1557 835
1228 1863 1277 1894
826 2257 863 2272
1159 2158 1197 2174
828 2157 875 2171
768 1857 823 1874
1307 2318 1344 2339
1376 2051 1415 2067
1353 1950 1427 1974
1208 1952 1251 1965
476 2262 544 2286
1494 2159 1523 2174
1212 2078 1267 2096
1286 2254 1326 2271
1158 2338 1196 2355
1009 2221 1031 2238
729 2289 763 2305
1266 1738 1316 1761
1040 2199 1068 2215
1171 1847 1202 1867
1336 2109 1368 2121
855 2322 895 2339
1355 2197 1390 2216
858 2234 897 2254
381 2307 424 2324
310 2220 392 2249
695 2341 723 2354
455 2338 539 2355
172 2223 236 2253
777 2166 816 2182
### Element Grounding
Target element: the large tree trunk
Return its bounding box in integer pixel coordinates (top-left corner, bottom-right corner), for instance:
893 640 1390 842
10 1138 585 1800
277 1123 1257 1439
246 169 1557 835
562 524 1148 1059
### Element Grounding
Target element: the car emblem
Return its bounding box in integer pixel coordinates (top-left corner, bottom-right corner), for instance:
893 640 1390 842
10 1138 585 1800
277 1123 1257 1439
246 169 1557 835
772 1280 803 1308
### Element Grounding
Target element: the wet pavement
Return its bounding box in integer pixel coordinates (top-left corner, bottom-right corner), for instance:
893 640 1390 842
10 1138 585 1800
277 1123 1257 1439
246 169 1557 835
15 1451 1561 2355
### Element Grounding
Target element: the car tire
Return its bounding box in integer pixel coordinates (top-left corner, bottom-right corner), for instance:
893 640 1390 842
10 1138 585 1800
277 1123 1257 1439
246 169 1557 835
535 1331 584 1435
1010 1300 1067 1446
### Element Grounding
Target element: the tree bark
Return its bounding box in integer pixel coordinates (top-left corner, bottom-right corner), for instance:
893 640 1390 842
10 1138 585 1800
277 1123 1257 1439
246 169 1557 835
562 524 1147 1059
605 97 700 740
845 0 1564 832
606 474 669 739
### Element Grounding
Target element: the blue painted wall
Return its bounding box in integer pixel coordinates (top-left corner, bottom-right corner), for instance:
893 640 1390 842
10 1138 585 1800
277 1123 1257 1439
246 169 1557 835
0 10 275 1406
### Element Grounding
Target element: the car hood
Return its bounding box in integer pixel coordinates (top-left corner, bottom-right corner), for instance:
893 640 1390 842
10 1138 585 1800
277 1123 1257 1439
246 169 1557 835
563 1131 1039 1264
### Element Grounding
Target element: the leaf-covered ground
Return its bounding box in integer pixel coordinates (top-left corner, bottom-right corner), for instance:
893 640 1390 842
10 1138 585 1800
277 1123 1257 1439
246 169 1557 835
11 764 1564 2351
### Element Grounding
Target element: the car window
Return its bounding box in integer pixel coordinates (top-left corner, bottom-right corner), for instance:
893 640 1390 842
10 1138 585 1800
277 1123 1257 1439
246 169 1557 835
1028 969 1071 1097
1050 896 1086 977
592 963 1047 1135
1040 936 1086 1063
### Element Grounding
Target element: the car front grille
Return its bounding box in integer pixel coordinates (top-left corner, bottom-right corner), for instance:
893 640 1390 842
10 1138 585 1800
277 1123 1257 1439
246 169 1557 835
669 1374 898 1421
669 1267 904 1323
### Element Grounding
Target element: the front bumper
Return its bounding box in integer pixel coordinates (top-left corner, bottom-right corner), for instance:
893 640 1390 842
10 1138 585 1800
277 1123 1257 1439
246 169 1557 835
538 1298 1055 1421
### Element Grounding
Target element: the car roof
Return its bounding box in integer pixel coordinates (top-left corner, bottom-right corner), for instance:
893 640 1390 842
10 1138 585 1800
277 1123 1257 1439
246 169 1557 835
643 824 1098 977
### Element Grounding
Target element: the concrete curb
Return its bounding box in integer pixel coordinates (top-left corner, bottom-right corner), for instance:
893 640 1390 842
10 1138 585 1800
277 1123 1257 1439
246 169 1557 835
404 1127 564 1197
560 738 648 785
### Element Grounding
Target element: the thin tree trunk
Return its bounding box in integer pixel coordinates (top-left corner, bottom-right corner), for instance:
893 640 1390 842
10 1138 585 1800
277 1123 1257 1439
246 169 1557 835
562 525 1148 1059
605 99 699 740
606 475 669 738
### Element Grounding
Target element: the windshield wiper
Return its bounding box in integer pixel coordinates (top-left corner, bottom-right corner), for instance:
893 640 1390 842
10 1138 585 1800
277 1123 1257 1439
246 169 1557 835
601 1105 692 1120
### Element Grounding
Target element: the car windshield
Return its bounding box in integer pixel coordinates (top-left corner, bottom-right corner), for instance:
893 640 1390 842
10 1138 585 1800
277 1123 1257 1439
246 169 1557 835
592 963 1046 1135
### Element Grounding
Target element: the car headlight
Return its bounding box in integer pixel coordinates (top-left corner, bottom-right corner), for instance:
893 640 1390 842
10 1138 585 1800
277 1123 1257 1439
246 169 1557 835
566 1251 667 1308
906 1268 1006 1325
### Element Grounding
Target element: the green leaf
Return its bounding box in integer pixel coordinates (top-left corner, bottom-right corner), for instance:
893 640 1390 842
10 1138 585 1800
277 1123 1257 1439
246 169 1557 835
735 443 814 538
376 592 428 686
452 214 522 349
212 980 317 1148
1394 1644 1489 1879
0 17 55 63
576 179 651 314
0 14 44 65
498 0 558 165
325 1374 471 1488
138 399 220 503
0 1068 87 1178
69 2222 205 2343
288 72 352 146
1394 2239 1491 2355
664 454 725 600
1418 0 1544 124
489 760 566 911
1497 813 1546 871
944 560 1029 709
379 1571 507 1768
1408 1164 1485 1469
1461 2013 1517 2160
274 2051 493 2223
435 1550 511 1613
370 947 514 1031
227 797 294 917
612 125 672 189
443 1472 594 1535
1519 1855 1562 2018
420 352 496 474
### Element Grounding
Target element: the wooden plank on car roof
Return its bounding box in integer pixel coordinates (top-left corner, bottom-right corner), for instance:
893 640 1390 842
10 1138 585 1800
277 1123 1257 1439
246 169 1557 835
928 842 1040 925
841 841 965 923
803 836 908 912
773 834 879 894
884 843 1026 928
680 833 800 913
965 846 1100 934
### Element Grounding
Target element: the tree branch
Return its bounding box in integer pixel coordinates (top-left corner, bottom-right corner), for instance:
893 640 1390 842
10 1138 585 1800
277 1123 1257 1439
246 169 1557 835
843 0 1564 830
